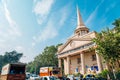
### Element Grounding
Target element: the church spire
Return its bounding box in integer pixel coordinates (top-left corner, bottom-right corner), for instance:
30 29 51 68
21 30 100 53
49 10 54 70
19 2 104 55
76 6 85 29
75 6 89 36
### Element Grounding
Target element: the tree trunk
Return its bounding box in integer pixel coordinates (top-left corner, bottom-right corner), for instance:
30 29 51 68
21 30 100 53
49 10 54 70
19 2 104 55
106 62 112 71
111 62 116 80
117 59 120 68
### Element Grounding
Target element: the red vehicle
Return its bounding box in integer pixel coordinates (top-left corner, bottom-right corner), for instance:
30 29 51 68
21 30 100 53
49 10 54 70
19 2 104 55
0 63 26 80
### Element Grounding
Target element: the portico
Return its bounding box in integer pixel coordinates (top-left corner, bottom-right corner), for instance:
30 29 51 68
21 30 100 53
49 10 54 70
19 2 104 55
57 7 106 75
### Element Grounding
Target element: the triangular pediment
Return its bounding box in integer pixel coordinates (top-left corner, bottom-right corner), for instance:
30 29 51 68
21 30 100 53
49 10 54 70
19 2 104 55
60 39 91 53
58 31 96 53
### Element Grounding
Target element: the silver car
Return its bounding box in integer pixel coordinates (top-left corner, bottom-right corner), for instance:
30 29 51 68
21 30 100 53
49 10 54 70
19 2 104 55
30 74 40 80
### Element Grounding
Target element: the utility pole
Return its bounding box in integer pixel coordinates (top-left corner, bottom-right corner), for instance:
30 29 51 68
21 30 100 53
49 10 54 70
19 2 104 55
34 61 37 74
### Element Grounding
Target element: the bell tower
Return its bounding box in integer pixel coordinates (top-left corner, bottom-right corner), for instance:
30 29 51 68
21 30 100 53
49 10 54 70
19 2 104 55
74 6 89 36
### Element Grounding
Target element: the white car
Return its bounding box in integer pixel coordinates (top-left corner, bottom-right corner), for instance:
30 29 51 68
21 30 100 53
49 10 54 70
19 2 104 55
30 74 40 80
67 75 74 80
26 72 31 79
40 76 60 80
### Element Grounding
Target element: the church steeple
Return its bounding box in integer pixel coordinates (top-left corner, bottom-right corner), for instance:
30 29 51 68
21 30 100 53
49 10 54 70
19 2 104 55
75 6 89 36
76 6 85 29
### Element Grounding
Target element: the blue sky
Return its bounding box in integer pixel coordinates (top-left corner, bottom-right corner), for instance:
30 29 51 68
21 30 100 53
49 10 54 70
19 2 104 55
0 0 120 63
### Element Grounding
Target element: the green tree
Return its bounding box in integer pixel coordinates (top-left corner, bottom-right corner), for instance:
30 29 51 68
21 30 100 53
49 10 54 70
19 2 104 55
112 18 120 67
0 55 4 72
3 50 23 63
26 44 62 74
93 20 120 67
112 18 120 32
93 18 120 79
0 50 23 71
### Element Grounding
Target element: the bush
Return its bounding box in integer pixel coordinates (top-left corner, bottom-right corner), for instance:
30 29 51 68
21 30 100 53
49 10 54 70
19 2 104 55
97 69 108 78
97 69 120 80
74 73 81 77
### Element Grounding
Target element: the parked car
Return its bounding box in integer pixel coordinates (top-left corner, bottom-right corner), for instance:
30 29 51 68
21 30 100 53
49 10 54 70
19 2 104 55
74 76 80 80
30 74 40 80
26 72 31 79
67 75 74 80
40 76 60 80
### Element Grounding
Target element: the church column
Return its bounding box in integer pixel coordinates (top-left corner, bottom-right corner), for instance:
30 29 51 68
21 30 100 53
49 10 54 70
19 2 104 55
58 58 62 68
96 51 103 73
67 56 70 74
58 58 62 75
81 52 85 74
63 58 67 75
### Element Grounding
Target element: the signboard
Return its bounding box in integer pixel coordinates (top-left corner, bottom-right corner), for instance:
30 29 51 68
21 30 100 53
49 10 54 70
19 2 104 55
40 67 53 73
1 64 10 75
40 68 48 73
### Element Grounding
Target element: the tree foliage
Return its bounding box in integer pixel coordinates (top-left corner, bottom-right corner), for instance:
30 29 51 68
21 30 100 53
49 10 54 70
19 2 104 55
93 18 120 70
0 50 23 71
26 44 62 74
112 18 120 32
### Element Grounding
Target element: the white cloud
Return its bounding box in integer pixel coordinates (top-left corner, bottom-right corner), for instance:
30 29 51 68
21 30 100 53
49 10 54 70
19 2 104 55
0 0 21 39
33 0 54 24
35 21 58 43
59 12 67 26
85 0 104 25
0 0 22 54
15 46 24 52
32 42 36 46
58 5 69 27
32 36 36 40
3 2 21 36
32 3 70 44
105 2 116 13
0 39 5 43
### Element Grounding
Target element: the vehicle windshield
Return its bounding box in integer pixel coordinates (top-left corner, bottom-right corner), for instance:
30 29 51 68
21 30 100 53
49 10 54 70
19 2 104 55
52 71 60 74
31 74 38 77
9 65 25 74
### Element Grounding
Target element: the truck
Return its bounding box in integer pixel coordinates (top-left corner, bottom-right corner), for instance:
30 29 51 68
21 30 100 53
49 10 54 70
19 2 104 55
0 63 26 80
39 67 62 78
